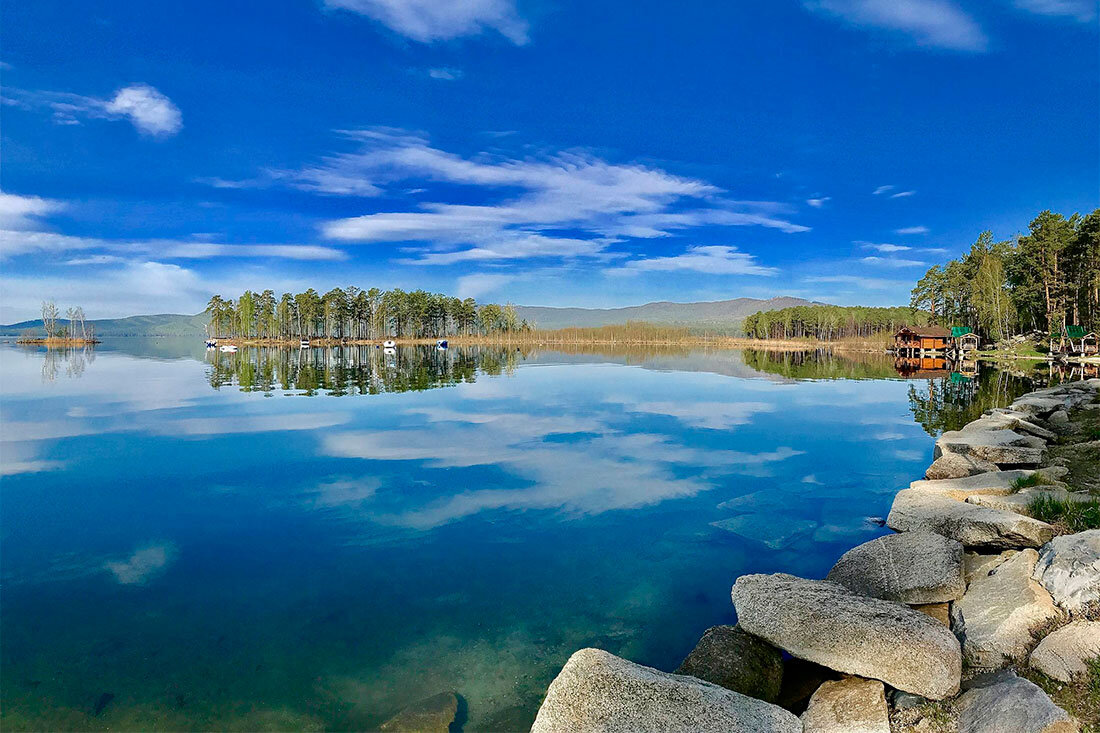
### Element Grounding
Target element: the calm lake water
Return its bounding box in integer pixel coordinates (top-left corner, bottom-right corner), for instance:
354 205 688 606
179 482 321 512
0 341 1058 731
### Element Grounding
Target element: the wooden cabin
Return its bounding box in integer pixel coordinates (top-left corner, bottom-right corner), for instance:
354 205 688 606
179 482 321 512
1051 325 1099 356
952 327 980 353
894 325 951 355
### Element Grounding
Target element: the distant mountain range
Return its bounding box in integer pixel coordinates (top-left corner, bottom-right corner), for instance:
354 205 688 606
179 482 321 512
1 297 821 337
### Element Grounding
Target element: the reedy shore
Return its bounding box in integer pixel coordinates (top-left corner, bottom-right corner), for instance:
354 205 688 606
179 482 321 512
526 379 1100 733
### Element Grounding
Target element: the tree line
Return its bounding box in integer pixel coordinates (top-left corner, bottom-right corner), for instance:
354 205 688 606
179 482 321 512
205 287 533 340
742 305 927 341
911 209 1099 341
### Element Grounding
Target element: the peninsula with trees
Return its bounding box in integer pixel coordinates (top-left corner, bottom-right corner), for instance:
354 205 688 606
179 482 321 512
15 301 99 346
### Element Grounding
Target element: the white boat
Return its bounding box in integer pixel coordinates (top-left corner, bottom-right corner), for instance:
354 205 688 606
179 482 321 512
383 339 396 348
219 344 238 353
300 339 310 349
436 339 448 349
383 346 397 356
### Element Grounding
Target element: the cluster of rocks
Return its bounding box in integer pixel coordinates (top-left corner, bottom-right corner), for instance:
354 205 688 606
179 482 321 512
531 379 1100 732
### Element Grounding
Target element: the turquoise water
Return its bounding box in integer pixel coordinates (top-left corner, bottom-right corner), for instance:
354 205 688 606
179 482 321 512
0 343 1041 730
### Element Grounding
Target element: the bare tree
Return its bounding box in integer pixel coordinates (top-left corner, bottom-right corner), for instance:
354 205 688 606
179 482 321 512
41 300 59 338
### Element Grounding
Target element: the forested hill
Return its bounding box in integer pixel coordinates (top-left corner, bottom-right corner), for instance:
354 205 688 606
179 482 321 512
0 313 209 337
2 297 822 337
513 297 822 332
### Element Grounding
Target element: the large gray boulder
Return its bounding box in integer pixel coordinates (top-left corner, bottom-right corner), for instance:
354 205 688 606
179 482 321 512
908 469 1036 501
968 412 1058 441
924 452 998 480
935 428 1045 466
963 551 1017 586
951 549 1063 668
826 531 964 604
1032 530 1100 615
1030 621 1100 683
676 624 784 702
1010 396 1071 418
731 574 961 700
800 677 890 733
956 670 1077 733
530 648 801 733
968 489 1091 515
887 489 1055 548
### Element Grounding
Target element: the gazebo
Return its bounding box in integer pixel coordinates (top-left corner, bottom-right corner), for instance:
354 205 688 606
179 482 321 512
1052 325 1098 356
951 326 980 353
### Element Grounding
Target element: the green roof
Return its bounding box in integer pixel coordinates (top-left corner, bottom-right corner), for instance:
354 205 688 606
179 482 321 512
1066 325 1087 338
951 327 973 337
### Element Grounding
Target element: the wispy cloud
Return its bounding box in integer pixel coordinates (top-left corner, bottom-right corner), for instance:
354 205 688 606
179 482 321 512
807 196 831 208
1013 0 1096 22
890 190 916 198
456 272 513 298
860 255 927 267
427 67 463 80
896 225 929 235
611 245 778 277
858 241 911 252
324 0 529 44
105 543 176 585
214 128 808 266
803 0 987 51
873 185 895 195
5 84 182 137
804 274 907 290
0 192 64 230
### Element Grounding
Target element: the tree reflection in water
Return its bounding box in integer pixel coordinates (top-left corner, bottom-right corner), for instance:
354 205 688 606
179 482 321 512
29 345 96 383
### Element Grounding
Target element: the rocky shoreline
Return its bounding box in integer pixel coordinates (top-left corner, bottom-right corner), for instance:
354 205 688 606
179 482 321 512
529 379 1100 732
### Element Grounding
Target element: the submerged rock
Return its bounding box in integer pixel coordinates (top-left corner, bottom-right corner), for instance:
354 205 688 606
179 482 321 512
955 670 1076 733
1032 530 1100 615
731 574 961 700
379 691 460 733
1029 621 1100 683
887 489 1054 548
530 648 801 733
800 677 890 733
924 452 998 481
675 624 784 703
711 515 817 550
825 530 964 604
951 549 1062 669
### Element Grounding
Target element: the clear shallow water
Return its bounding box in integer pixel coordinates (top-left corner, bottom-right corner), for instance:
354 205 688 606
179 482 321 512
0 342 1046 731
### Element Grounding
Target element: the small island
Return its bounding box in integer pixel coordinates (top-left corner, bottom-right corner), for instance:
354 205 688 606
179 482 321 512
16 301 100 346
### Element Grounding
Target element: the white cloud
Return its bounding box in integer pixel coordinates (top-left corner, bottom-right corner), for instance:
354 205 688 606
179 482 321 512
890 190 916 198
5 84 181 137
427 67 463 80
858 242 911 252
234 129 811 266
104 85 182 137
804 274 907 290
0 192 64 230
105 543 175 585
0 228 346 261
456 272 513 298
807 196 831 208
872 185 895 195
860 255 927 267
1013 0 1096 21
611 245 778 277
325 0 529 44
896 225 930 234
804 0 988 51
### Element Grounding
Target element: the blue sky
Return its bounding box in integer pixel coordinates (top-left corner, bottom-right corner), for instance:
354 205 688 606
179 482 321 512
1 0 1097 321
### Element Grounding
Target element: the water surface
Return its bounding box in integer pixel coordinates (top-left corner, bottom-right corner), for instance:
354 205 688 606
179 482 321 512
0 342 1051 730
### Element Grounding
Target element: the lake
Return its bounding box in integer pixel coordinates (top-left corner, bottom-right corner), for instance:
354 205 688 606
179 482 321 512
0 341 1056 730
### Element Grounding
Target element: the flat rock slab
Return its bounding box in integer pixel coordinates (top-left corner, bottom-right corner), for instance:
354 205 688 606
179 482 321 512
1033 530 1100 615
801 677 890 733
826 530 964 604
1030 620 1100 683
963 551 1017 587
935 428 1045 466
887 489 1054 549
956 670 1077 733
732 574 961 700
1010 396 1072 418
951 550 1063 669
908 470 1036 501
968 489 1092 515
676 624 783 703
379 691 459 733
966 413 1057 441
925 452 998 481
531 648 802 733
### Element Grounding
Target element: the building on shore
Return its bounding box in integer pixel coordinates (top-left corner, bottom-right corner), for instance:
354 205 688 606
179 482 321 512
893 326 951 356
